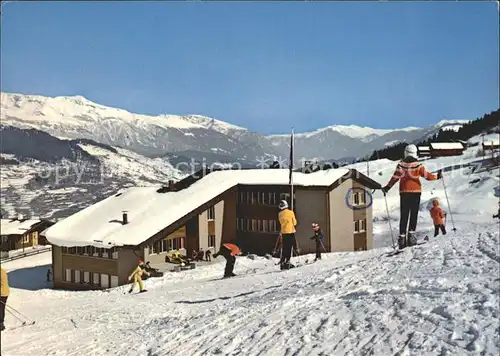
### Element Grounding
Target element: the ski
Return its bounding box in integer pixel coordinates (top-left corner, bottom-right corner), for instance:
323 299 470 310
7 321 35 330
386 249 404 257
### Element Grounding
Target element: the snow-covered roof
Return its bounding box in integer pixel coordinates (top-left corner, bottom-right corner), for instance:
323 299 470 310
429 142 464 150
44 168 370 248
1 219 42 236
418 146 430 151
483 140 500 147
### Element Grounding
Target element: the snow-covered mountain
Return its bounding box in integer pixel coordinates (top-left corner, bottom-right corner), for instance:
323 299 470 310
1 92 468 162
1 140 498 355
0 126 183 219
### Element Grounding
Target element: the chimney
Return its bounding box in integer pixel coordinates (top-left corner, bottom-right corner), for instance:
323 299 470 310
122 211 128 225
168 180 175 191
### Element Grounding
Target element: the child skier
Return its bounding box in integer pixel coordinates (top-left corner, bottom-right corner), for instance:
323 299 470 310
128 260 149 293
310 223 324 261
278 200 298 270
382 144 442 249
213 243 241 278
430 199 447 237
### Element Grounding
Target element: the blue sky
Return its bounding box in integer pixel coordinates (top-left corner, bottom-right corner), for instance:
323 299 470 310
2 1 498 134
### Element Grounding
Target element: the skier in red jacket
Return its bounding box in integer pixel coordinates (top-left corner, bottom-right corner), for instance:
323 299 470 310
213 243 241 278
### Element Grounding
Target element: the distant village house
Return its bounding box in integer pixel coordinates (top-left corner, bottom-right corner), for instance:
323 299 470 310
428 142 465 158
0 217 54 258
43 167 381 290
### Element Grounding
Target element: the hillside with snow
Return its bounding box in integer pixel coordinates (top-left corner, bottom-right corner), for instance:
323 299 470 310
0 126 183 219
1 92 468 162
1 135 499 355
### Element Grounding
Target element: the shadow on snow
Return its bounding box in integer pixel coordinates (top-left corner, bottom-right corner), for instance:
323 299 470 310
7 264 52 291
175 285 280 304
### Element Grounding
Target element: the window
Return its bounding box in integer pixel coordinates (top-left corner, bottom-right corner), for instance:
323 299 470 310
246 192 251 204
83 271 90 284
110 276 119 288
23 234 29 243
65 269 71 282
352 191 366 206
92 248 99 257
208 234 216 247
354 219 366 233
92 273 100 286
207 206 215 220
101 274 109 288
262 220 268 232
261 192 267 205
239 192 245 203
257 192 261 204
111 248 118 259
73 269 80 283
101 249 109 258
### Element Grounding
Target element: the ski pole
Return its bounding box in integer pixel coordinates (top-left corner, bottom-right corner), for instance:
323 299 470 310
441 174 456 232
6 304 34 323
320 240 327 253
383 192 397 249
273 234 281 255
6 308 27 324
2 301 34 324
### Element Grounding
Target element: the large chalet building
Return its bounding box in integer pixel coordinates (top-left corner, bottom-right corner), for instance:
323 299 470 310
44 167 381 290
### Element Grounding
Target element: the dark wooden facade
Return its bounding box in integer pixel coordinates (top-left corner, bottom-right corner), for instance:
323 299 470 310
1 220 54 254
429 149 465 158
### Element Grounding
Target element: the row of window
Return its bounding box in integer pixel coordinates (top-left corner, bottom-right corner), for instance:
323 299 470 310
237 218 280 233
354 219 367 233
64 268 119 288
236 218 366 234
149 237 183 255
352 191 367 206
237 192 294 206
61 246 119 259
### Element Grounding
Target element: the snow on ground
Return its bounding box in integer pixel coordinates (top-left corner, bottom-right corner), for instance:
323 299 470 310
1 141 499 355
1 223 499 355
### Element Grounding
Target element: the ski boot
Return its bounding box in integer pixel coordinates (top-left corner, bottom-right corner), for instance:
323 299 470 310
398 234 406 249
407 231 417 247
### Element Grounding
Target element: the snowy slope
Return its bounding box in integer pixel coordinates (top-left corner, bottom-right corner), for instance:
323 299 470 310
0 137 183 219
1 226 498 355
1 137 498 355
0 92 271 159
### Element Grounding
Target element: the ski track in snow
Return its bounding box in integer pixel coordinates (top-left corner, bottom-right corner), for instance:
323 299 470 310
1 224 499 356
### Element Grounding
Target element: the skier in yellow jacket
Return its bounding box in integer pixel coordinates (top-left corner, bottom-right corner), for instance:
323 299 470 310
1 267 10 331
128 260 149 293
278 200 298 269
